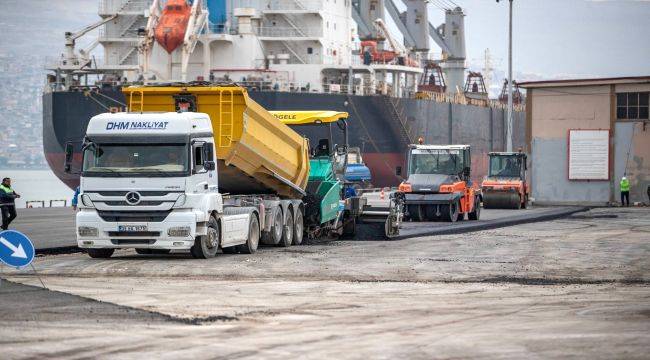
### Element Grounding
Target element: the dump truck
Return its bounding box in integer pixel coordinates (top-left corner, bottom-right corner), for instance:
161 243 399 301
66 85 356 259
481 151 528 209
398 143 481 222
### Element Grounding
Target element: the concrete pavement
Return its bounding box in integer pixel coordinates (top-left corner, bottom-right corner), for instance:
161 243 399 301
1 207 648 359
11 207 76 251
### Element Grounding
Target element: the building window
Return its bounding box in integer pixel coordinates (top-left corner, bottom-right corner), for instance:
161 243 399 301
307 47 313 54
617 92 649 120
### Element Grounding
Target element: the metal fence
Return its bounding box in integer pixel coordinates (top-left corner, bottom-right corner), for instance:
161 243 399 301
25 200 68 208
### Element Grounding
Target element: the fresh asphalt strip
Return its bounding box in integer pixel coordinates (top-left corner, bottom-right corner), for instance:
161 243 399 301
354 206 589 241
389 206 589 240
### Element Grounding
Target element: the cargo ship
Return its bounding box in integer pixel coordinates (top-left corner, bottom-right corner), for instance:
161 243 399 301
43 0 526 189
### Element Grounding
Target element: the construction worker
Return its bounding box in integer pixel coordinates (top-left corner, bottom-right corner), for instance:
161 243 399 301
620 176 630 207
0 177 20 230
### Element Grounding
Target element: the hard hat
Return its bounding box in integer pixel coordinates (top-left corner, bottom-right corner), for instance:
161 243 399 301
622 176 627 180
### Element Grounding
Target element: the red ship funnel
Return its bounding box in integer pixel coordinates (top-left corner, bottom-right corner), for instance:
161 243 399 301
154 0 191 53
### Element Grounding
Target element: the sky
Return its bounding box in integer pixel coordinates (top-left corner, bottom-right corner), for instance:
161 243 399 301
1 0 648 80
427 0 650 79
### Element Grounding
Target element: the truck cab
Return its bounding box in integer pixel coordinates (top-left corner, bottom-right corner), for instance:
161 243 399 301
67 112 261 259
398 144 480 222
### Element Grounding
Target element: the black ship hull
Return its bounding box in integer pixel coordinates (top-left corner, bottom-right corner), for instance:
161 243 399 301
43 89 526 189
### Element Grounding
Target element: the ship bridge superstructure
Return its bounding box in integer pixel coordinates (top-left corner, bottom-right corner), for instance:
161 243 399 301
47 0 471 98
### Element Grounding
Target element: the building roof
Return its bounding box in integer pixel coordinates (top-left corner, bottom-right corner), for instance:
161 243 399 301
518 76 650 89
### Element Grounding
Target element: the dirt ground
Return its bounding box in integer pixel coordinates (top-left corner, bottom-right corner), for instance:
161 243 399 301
1 207 649 359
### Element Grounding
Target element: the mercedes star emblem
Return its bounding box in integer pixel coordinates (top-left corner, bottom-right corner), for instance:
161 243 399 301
125 191 141 205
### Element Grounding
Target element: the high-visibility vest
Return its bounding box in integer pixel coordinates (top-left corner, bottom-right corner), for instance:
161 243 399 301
620 178 630 192
0 184 14 205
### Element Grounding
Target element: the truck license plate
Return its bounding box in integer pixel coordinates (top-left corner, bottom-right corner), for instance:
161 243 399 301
119 225 148 232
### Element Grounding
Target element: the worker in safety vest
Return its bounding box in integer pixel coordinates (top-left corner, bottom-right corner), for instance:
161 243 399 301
0 177 20 230
620 176 630 207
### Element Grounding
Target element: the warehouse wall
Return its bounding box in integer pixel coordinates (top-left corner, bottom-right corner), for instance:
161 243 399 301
529 81 650 205
532 138 610 204
530 85 612 205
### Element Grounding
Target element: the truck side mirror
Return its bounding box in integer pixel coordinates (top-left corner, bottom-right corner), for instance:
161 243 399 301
202 144 214 161
396 166 402 176
203 160 215 171
64 142 74 173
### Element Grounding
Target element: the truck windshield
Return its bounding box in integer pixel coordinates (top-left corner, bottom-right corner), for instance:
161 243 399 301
489 156 521 177
409 149 462 175
82 144 189 176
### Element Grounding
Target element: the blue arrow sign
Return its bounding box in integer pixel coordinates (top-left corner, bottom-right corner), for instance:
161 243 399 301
0 230 35 268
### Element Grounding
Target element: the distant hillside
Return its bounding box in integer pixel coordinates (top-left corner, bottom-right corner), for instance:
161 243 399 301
0 0 97 57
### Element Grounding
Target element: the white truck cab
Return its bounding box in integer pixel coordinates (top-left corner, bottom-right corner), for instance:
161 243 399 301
66 112 261 259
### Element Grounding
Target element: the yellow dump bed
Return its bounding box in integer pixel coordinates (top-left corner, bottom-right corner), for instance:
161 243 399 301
122 86 309 198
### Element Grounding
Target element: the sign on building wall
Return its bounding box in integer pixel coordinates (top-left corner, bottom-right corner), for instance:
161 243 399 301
568 130 610 180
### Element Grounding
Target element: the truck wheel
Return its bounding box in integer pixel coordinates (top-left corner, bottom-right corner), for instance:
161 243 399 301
87 248 114 259
292 208 304 245
442 201 459 222
190 217 220 259
237 214 260 254
135 249 152 255
262 209 283 245
468 196 481 220
408 204 424 222
278 209 293 247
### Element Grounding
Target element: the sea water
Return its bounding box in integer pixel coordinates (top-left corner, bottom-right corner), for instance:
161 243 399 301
0 169 74 208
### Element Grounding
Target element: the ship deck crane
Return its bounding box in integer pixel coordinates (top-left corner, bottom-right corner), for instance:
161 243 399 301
64 14 118 68
373 18 408 57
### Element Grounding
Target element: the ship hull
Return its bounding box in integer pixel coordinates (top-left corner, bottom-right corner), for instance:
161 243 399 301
43 89 526 189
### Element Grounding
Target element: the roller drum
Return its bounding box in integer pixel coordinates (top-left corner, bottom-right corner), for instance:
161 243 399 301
482 191 521 209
